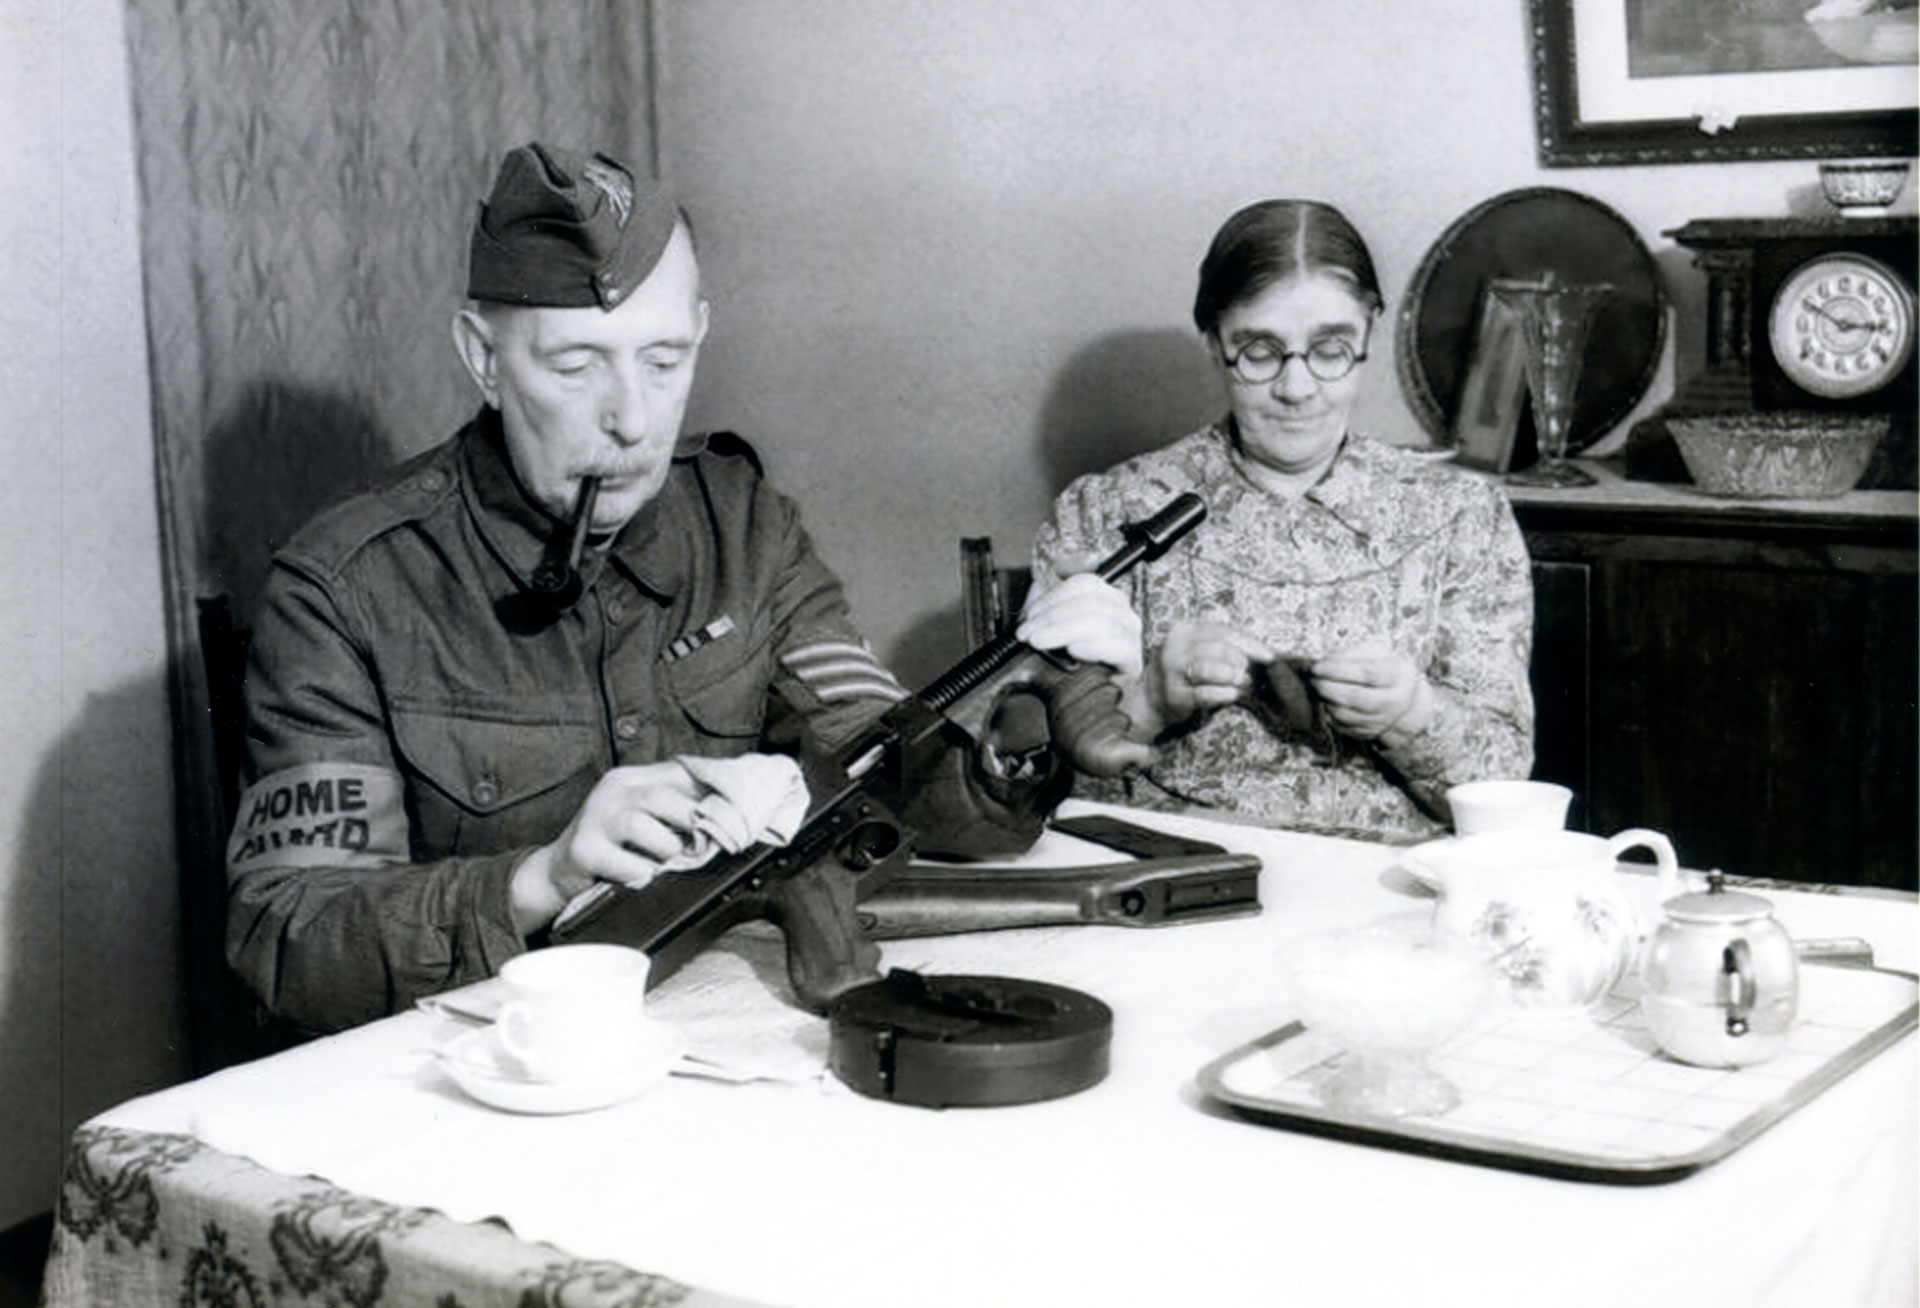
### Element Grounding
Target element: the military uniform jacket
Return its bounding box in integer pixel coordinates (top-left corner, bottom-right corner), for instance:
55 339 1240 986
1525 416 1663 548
228 411 911 1032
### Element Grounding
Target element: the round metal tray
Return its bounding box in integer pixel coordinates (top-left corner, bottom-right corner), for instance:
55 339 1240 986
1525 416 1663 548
1394 187 1668 453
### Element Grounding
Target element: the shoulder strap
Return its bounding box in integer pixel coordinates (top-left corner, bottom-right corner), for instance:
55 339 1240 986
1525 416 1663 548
703 429 764 477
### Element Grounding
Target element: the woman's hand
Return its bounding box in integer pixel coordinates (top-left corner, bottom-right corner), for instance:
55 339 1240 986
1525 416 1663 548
1309 636 1434 744
1148 620 1277 725
1016 570 1144 678
508 761 704 935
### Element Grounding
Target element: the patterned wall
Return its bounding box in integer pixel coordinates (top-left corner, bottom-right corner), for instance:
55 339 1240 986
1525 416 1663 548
122 0 659 1068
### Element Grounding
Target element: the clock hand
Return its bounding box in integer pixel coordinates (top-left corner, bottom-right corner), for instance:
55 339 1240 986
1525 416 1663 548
1802 299 1885 335
1802 299 1844 328
1828 313 1887 335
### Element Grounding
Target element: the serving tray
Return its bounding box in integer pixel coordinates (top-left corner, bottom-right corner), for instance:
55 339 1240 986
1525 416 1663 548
1198 963 1916 1185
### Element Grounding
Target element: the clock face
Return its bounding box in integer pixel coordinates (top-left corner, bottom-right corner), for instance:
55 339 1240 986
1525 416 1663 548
1767 254 1916 400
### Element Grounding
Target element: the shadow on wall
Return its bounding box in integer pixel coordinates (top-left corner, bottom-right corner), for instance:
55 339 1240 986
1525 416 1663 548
889 329 1220 688
0 672 189 1224
889 608 969 697
199 380 394 628
1035 328 1222 496
177 379 399 1070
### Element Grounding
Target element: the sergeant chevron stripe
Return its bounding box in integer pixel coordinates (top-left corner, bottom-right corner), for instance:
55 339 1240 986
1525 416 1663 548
781 641 909 703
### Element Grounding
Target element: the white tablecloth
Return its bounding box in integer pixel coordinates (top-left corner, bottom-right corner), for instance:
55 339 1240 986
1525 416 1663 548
82 801 1920 1308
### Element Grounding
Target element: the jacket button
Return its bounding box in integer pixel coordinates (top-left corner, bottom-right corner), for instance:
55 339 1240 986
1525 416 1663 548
604 595 625 623
416 469 448 493
472 777 499 806
615 715 643 740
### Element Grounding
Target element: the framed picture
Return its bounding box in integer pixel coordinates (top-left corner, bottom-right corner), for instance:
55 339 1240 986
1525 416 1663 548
1450 292 1531 473
1530 0 1919 165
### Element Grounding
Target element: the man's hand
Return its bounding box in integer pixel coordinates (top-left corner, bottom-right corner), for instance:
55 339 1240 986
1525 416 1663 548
1148 620 1277 725
1309 636 1434 744
510 761 705 935
1015 570 1144 678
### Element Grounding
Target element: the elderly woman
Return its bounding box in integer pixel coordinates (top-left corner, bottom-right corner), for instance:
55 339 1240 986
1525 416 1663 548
1030 199 1534 841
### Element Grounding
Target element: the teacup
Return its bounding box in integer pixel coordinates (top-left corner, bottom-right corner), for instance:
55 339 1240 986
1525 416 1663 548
495 944 652 1083
1446 779 1572 835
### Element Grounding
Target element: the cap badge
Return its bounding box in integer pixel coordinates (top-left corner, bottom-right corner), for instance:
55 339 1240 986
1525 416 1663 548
581 157 634 228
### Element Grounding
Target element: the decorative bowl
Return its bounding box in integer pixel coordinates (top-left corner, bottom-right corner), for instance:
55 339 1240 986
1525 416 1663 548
1669 411 1887 499
1818 160 1912 216
1280 913 1490 1118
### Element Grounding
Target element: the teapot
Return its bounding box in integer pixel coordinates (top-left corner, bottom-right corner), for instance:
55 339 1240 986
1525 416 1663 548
1410 828 1681 1012
1639 871 1798 1068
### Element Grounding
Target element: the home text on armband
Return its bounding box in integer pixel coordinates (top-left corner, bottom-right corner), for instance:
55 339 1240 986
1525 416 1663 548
226 762 408 872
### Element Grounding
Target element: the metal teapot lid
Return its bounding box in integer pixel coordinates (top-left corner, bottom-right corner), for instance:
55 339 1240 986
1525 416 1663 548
1663 870 1775 924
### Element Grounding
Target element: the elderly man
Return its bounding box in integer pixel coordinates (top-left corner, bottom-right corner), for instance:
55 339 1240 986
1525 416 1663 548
226 143 1141 1033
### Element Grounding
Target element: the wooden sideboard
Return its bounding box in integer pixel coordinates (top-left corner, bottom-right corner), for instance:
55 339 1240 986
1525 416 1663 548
1508 460 1918 892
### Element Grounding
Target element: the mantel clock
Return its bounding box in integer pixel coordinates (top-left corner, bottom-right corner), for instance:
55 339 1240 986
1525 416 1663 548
1631 215 1917 487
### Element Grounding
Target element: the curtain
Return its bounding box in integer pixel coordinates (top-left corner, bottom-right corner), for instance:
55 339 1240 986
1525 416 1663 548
123 0 659 1070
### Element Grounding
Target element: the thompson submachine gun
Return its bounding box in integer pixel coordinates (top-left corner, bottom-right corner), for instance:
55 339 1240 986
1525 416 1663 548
549 492 1207 1011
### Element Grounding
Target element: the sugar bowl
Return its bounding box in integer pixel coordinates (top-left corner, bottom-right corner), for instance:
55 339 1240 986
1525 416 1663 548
1639 871 1799 1068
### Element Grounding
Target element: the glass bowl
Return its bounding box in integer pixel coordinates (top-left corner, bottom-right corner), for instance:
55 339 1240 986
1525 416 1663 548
1670 411 1887 499
1281 913 1491 1118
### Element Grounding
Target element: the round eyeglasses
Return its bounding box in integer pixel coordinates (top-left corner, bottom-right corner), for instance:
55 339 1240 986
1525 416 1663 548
1217 334 1368 385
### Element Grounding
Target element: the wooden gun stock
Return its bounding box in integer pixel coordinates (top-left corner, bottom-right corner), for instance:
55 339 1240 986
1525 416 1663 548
855 851 1262 938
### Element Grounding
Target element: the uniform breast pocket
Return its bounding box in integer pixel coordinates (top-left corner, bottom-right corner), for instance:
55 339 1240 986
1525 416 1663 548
661 627 774 753
390 707 603 857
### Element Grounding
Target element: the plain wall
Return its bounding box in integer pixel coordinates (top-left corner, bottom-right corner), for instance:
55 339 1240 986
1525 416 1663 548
661 0 1910 684
0 0 188 1228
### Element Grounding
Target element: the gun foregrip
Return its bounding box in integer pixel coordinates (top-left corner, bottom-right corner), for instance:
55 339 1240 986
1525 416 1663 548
1044 662 1144 778
765 863 883 1011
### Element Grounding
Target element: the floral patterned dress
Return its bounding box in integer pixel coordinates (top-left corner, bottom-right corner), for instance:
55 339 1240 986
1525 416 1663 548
1033 423 1535 842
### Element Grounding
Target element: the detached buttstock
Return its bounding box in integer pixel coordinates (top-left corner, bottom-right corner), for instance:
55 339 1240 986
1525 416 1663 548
856 851 1262 938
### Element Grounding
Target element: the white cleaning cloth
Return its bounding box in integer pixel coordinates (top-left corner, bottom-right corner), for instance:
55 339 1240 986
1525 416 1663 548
656 752 811 871
550 752 811 937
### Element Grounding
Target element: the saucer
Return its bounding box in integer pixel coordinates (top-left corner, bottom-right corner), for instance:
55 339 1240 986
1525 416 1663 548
438 1021 686 1115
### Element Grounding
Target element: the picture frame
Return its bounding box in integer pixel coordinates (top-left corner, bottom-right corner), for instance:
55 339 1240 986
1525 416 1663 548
1449 292 1531 474
1530 0 1919 166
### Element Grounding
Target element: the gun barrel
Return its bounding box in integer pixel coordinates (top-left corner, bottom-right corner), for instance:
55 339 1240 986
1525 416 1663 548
1095 491 1207 583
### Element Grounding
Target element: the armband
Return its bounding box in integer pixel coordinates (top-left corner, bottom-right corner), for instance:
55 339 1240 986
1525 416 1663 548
226 762 409 875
